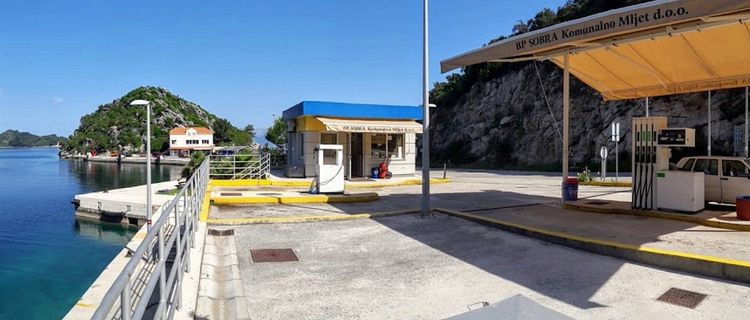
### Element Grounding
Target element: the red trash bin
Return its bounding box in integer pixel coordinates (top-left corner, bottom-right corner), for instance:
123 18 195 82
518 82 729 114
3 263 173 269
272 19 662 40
563 178 579 201
736 196 750 221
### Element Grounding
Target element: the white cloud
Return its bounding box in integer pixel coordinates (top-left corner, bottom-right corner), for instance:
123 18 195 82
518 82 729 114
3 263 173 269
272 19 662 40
53 96 64 104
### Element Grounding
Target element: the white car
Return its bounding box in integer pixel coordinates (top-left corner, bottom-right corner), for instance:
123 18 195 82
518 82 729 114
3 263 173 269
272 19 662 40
676 156 750 204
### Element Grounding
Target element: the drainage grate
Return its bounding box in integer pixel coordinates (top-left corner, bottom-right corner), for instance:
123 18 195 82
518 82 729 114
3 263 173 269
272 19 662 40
251 249 298 263
657 288 707 309
586 201 610 206
220 192 243 197
208 229 235 236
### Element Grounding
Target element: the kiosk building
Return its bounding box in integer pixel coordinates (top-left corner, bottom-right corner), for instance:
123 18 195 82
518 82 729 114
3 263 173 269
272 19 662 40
281 101 423 179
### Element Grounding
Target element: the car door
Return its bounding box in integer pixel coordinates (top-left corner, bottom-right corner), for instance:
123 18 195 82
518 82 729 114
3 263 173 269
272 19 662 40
720 159 750 204
694 158 721 202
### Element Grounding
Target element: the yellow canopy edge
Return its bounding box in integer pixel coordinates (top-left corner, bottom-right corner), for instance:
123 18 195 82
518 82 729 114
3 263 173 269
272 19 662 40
440 0 750 101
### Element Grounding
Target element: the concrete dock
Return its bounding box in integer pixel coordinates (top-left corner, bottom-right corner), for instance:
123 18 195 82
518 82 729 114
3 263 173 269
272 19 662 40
74 181 179 226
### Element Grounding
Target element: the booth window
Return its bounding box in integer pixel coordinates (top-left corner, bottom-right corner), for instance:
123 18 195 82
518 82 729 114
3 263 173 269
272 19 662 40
371 133 404 159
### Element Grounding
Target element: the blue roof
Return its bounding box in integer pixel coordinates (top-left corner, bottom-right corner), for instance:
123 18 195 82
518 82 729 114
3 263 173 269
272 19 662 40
282 101 422 121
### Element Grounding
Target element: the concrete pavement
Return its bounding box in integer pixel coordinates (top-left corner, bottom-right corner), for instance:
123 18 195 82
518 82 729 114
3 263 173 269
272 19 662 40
232 214 750 320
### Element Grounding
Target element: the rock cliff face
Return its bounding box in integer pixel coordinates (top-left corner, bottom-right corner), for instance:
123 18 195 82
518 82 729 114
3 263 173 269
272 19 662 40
430 61 748 170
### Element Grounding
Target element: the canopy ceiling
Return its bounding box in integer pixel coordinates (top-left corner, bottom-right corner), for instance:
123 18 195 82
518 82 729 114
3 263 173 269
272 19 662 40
440 0 750 101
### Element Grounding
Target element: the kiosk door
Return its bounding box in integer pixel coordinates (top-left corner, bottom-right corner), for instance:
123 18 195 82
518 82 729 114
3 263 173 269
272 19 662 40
350 133 364 178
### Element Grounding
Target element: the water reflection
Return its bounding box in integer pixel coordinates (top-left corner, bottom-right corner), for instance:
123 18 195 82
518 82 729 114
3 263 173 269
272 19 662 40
74 219 137 246
65 159 182 192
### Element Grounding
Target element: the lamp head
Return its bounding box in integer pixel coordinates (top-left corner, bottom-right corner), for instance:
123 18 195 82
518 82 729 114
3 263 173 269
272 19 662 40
130 99 150 106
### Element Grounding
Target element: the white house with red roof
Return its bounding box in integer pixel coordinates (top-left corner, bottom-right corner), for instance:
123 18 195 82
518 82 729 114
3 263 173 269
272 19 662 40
169 127 214 157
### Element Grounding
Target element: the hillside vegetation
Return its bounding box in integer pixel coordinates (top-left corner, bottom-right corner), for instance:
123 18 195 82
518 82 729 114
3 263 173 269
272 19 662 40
64 86 250 153
0 130 67 148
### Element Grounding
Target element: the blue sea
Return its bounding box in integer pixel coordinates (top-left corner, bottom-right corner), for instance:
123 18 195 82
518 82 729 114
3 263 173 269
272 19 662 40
0 148 181 319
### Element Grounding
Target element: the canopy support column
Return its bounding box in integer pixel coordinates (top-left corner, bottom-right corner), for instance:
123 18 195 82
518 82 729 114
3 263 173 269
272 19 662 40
562 53 570 202
420 0 430 218
708 91 712 156
645 97 649 117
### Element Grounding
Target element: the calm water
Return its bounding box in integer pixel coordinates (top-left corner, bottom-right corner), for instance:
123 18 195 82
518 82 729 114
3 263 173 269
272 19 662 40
0 148 181 319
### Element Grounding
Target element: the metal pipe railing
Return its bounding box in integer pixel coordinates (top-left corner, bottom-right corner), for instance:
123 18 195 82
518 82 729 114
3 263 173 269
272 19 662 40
209 152 273 180
91 160 209 320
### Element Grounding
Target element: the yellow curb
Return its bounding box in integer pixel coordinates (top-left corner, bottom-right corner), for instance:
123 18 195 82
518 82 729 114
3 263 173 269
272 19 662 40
562 203 750 232
206 209 419 225
579 181 632 187
435 207 750 269
208 178 450 188
199 185 213 221
211 193 380 205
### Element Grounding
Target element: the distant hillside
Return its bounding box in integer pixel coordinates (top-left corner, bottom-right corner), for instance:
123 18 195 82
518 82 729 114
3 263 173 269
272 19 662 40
0 130 67 148
64 86 251 153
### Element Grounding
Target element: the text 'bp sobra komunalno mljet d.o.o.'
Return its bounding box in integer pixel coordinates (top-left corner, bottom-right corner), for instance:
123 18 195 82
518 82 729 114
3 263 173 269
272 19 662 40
515 6 689 50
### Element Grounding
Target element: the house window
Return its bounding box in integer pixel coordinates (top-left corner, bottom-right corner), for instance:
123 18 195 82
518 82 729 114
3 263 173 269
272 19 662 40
201 139 209 144
371 134 404 159
171 139 177 145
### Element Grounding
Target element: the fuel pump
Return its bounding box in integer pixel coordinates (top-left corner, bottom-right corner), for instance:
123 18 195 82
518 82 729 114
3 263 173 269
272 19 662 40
631 117 668 210
311 144 345 194
632 116 700 212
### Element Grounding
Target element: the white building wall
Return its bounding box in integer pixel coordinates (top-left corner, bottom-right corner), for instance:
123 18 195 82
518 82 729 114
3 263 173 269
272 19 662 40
169 130 214 156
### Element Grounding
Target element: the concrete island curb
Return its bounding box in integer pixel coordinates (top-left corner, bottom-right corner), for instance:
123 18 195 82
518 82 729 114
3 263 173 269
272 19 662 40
562 203 750 232
579 181 632 187
435 208 750 284
205 209 419 225
211 192 380 205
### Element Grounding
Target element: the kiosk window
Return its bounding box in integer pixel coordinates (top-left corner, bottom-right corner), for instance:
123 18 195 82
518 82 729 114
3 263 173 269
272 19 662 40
387 134 404 159
679 158 695 171
371 134 387 158
723 160 750 177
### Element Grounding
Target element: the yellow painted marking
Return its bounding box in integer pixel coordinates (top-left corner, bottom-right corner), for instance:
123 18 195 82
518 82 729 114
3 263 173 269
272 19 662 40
75 301 95 308
435 207 750 268
199 185 213 221
206 209 418 225
578 181 632 187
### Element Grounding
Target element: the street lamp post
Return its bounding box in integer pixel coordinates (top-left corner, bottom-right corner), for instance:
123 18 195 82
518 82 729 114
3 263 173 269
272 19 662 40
130 99 152 229
421 0 430 218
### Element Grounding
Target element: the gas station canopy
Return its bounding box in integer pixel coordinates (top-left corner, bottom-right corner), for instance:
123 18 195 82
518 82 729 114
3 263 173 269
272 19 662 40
441 0 750 101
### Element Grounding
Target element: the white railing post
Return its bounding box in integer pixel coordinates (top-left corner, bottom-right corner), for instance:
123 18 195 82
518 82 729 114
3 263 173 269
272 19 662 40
121 275 131 320
157 225 167 319
174 203 183 310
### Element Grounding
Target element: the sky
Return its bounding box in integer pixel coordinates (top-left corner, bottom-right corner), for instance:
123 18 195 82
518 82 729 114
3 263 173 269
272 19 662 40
0 0 567 138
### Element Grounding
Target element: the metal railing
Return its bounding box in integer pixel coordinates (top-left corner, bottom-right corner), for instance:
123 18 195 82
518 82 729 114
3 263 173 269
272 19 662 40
209 152 271 179
91 160 209 320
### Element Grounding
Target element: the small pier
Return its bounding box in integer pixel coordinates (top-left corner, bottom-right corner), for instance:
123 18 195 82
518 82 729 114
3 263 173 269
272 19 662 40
74 181 180 226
